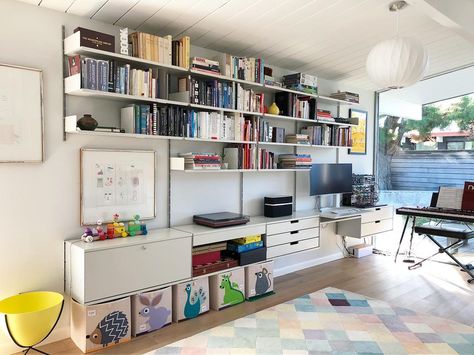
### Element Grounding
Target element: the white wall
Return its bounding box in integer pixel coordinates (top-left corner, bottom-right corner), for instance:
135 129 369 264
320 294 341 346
0 1 374 353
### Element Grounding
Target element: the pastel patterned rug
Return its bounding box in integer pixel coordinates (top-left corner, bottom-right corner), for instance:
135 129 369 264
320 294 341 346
148 287 474 354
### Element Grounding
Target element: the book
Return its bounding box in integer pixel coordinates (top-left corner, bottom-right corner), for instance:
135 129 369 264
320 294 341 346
68 55 81 76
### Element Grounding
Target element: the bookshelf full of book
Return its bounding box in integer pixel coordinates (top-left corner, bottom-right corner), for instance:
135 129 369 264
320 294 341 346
64 27 361 173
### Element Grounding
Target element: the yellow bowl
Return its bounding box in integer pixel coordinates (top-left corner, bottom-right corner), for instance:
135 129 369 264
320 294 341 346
0 291 63 348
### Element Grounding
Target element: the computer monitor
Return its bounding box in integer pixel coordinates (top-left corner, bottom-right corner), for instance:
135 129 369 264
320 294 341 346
309 163 353 196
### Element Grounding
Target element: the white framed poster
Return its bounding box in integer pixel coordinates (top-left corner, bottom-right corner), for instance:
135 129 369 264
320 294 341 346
80 149 156 225
0 63 44 162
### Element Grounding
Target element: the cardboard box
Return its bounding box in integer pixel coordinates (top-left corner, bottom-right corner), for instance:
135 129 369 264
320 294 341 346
71 297 131 353
172 277 209 322
209 268 245 310
245 261 274 299
131 286 172 336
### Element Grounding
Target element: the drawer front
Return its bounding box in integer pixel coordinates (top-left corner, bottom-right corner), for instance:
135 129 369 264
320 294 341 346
267 237 319 258
267 217 319 235
361 206 393 223
84 237 192 303
193 224 266 246
361 218 393 236
266 227 319 247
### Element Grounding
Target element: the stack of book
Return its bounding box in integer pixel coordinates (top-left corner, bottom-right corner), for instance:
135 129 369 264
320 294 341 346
282 73 318 94
227 235 263 253
121 104 187 137
128 32 172 65
286 134 310 145
179 152 222 170
215 53 264 83
191 57 220 75
330 91 359 103
76 57 160 98
172 36 190 68
223 144 257 170
300 125 352 146
316 109 335 122
278 154 312 169
235 84 264 113
187 111 241 140
259 121 285 143
190 78 234 109
274 92 316 118
257 148 276 170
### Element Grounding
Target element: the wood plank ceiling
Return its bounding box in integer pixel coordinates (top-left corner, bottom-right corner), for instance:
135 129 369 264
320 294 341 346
17 0 474 91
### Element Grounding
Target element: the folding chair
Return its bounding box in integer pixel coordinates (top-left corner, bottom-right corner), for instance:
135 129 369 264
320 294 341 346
409 225 474 284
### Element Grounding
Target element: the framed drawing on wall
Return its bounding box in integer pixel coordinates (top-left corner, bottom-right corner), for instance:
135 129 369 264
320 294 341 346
0 63 44 162
349 108 367 155
80 149 156 225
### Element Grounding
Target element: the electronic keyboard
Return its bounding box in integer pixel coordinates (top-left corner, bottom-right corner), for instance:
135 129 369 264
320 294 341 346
396 206 474 223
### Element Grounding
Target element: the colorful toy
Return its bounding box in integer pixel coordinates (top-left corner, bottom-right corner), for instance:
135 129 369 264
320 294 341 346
81 220 106 243
106 214 128 239
127 215 148 236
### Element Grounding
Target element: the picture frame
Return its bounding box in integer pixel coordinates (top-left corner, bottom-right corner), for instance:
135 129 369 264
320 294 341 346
0 63 44 162
80 149 156 225
349 108 367 155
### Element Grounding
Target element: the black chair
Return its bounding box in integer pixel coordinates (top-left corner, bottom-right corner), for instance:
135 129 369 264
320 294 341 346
409 225 474 283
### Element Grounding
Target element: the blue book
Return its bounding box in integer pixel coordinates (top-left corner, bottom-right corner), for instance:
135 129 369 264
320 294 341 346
227 240 263 253
140 105 148 134
85 58 97 90
97 60 108 92
119 66 126 94
134 104 140 134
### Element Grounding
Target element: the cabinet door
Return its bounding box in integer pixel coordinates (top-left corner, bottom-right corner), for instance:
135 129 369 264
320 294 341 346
84 238 191 303
266 227 319 247
267 238 319 258
361 219 393 236
361 206 393 223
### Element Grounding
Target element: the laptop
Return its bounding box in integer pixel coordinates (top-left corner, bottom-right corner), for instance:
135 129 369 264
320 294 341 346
193 212 250 228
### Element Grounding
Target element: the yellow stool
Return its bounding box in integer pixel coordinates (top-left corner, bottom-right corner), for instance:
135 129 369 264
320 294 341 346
0 291 64 355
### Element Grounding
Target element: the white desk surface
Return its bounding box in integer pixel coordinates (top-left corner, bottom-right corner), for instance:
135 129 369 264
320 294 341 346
173 216 268 235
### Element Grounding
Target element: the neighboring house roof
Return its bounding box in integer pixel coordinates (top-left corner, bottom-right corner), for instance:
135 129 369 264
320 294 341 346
430 131 470 137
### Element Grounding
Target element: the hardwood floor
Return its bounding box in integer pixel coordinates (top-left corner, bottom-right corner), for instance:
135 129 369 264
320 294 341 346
28 253 474 355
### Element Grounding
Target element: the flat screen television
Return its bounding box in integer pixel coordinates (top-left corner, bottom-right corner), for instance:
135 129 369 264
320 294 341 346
310 163 353 196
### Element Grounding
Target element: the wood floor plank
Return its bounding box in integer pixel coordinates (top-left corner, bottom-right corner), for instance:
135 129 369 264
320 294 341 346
20 254 474 355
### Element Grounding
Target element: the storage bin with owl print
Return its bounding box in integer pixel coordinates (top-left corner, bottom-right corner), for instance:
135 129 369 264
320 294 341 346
172 276 209 322
70 296 131 353
131 286 172 336
209 267 245 310
245 261 274 299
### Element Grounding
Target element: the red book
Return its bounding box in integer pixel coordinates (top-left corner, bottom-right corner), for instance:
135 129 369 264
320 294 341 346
461 181 474 211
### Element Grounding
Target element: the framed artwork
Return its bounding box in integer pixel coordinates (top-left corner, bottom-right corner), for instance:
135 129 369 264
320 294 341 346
349 108 367 155
0 63 44 162
80 149 156 225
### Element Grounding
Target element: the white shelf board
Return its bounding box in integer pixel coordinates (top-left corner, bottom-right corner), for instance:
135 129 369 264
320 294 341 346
263 113 318 124
316 120 357 127
173 169 258 173
263 85 318 98
184 137 257 145
66 87 189 107
189 103 263 116
258 141 311 147
257 169 311 172
317 95 356 105
65 130 184 141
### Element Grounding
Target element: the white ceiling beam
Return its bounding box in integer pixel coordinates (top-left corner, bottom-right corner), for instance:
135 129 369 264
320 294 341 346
410 0 474 45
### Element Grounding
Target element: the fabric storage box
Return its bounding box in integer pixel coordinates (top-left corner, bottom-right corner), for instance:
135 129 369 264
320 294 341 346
264 196 293 217
71 297 131 353
131 286 172 336
172 276 209 322
245 261 274 299
209 267 245 310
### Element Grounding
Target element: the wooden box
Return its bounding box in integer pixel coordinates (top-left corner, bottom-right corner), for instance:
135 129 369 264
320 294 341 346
209 268 245 310
245 261 274 299
73 27 115 52
172 277 209 322
71 297 131 353
131 286 172 337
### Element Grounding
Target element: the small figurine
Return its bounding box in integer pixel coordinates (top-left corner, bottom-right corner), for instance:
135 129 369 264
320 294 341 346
81 227 94 243
128 214 148 236
96 219 106 240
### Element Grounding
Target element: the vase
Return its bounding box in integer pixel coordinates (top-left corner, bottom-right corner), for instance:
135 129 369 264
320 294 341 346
268 102 280 115
77 114 98 131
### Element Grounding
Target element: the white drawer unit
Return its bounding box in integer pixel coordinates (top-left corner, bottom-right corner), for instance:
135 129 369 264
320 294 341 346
267 216 319 235
267 238 320 258
361 218 393 237
266 216 320 258
65 228 193 305
266 227 319 247
361 206 393 224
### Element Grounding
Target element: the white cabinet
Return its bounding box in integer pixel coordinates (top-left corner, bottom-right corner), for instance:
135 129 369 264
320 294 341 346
266 216 320 258
65 228 192 305
336 206 393 238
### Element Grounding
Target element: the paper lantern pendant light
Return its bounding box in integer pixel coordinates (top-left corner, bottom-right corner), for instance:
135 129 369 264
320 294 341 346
366 1 429 89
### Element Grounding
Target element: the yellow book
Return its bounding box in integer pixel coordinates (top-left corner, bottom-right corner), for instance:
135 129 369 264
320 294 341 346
234 234 261 245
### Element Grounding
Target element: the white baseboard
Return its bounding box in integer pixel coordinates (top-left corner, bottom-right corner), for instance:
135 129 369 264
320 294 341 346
273 252 344 278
